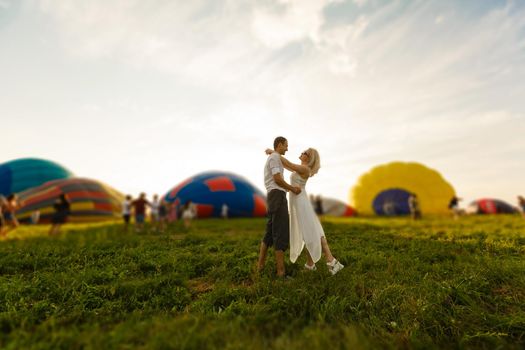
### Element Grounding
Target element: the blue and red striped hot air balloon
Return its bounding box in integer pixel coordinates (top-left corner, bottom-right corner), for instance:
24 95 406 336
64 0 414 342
16 178 124 223
0 158 73 196
163 171 267 218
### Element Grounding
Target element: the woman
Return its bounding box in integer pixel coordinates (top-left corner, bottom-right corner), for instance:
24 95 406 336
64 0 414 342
265 148 344 275
49 194 71 236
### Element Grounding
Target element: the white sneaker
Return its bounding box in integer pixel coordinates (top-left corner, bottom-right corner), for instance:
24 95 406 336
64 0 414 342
304 263 317 271
327 259 344 275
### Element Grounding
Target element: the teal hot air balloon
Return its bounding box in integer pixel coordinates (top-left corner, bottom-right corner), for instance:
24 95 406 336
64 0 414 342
0 158 73 196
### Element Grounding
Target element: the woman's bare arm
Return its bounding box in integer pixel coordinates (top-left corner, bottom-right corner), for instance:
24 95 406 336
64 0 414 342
280 156 309 176
265 149 310 175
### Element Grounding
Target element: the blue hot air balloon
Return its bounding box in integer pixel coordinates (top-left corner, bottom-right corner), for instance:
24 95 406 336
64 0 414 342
163 171 267 218
0 158 74 196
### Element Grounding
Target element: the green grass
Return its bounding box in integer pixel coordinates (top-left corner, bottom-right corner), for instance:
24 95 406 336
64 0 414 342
0 216 524 349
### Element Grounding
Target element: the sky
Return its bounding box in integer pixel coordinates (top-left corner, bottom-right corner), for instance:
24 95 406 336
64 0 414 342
1 0 524 207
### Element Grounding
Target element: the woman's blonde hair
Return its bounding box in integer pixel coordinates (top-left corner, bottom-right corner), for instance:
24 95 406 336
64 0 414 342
306 148 321 176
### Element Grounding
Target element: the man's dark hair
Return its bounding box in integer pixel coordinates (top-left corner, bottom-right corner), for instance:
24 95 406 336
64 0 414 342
273 136 287 149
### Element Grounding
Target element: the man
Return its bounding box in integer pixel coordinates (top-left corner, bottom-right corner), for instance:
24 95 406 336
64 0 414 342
150 194 160 223
315 195 323 216
257 136 301 278
408 193 422 220
0 195 6 237
518 196 525 219
448 196 463 220
131 193 150 232
122 195 132 231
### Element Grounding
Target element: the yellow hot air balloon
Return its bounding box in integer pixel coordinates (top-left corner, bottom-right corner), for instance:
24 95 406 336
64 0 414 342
350 162 455 216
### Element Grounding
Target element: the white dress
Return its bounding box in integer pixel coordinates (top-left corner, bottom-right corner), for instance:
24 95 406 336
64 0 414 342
289 172 325 263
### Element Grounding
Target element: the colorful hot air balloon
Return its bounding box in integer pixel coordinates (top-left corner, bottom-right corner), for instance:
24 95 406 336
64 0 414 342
0 158 73 196
351 162 455 216
312 196 356 217
16 178 124 223
163 171 267 218
466 198 517 215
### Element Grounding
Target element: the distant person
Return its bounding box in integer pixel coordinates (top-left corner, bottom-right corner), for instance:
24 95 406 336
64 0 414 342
49 194 71 236
122 195 132 231
3 194 22 233
158 200 169 232
314 195 323 216
221 203 229 219
0 195 7 237
167 201 178 223
30 210 41 225
150 194 160 223
383 200 395 216
448 196 463 219
518 196 525 218
131 193 150 232
181 200 197 229
408 193 421 220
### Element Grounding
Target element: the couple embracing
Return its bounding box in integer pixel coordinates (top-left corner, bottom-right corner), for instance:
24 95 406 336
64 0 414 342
257 136 344 278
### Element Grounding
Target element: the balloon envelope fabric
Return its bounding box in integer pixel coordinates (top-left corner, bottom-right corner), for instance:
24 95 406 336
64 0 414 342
317 197 356 217
351 162 455 216
0 158 73 196
467 198 517 215
16 178 124 223
163 171 267 218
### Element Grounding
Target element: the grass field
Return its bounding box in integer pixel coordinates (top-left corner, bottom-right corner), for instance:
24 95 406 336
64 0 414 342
1 216 524 349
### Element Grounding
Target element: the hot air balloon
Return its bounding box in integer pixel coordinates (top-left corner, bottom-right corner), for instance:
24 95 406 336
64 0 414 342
311 196 356 217
351 162 455 216
0 158 73 196
163 171 267 218
466 199 517 215
16 178 123 223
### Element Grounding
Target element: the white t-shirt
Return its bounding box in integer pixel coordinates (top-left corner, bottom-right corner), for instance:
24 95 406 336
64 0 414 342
264 153 286 193
151 199 160 215
122 200 131 215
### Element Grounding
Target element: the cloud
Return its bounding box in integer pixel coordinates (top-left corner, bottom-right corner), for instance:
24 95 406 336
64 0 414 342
0 0 11 10
36 1 263 87
251 0 328 49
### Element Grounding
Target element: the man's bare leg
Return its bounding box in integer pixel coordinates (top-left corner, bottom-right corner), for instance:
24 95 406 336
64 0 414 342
257 241 269 272
275 250 285 277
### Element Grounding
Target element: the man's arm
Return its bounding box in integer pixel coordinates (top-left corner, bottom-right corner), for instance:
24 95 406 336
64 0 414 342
273 173 301 194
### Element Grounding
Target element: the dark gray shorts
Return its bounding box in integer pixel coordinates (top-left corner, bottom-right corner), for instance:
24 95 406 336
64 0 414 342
262 189 289 251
